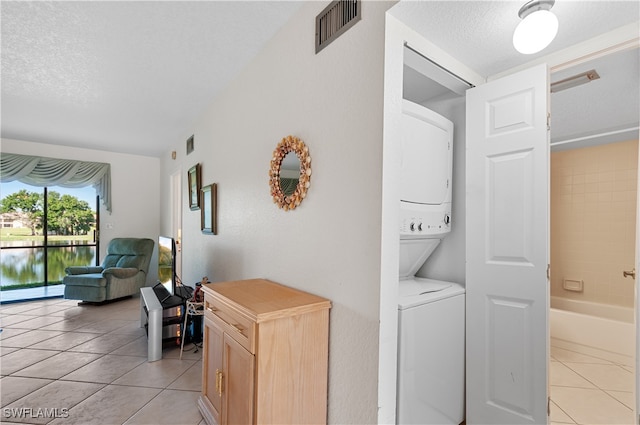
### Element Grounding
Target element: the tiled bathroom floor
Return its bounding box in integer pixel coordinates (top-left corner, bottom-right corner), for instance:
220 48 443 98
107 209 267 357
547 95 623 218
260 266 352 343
0 296 204 425
550 345 635 425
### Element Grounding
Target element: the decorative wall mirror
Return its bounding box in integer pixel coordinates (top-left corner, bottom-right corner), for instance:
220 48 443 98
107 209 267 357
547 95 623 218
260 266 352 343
269 135 311 211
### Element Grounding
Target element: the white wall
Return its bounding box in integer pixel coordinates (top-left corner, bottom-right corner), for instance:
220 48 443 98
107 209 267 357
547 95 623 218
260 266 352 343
1 138 161 284
159 2 393 423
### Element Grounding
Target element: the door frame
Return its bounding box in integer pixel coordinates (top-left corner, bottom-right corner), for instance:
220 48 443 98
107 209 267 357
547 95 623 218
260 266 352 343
537 37 640 425
379 13 485 423
170 170 182 281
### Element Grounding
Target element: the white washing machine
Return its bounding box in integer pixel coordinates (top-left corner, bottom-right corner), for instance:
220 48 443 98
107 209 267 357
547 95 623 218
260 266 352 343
397 279 465 425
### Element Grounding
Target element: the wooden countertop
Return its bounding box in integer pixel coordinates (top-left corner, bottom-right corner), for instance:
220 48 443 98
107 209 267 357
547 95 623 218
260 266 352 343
202 278 331 323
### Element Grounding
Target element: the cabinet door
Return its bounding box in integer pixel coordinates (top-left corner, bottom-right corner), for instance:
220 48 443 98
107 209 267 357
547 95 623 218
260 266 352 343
222 333 255 425
203 316 223 424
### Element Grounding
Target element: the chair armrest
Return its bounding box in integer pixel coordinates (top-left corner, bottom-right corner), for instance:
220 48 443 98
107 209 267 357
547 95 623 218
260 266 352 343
65 266 104 275
102 267 139 279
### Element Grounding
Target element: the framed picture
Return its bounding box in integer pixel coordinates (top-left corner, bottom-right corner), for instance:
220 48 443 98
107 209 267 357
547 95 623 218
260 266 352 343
188 163 201 210
201 183 217 235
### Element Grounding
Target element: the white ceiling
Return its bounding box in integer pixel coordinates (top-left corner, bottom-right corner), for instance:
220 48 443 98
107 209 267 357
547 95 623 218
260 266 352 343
1 1 304 157
2 1 639 158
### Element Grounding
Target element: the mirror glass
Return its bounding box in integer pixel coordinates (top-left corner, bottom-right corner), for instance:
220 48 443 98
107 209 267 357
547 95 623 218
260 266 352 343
280 152 300 196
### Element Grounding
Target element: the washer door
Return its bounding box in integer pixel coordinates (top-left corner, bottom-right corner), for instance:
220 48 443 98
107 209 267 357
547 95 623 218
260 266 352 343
397 293 465 424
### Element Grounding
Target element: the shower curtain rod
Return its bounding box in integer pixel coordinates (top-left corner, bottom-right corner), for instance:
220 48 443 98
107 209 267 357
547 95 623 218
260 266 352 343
551 126 640 147
404 42 475 89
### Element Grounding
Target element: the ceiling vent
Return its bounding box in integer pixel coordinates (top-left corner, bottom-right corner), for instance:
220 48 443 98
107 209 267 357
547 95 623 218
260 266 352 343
315 0 361 54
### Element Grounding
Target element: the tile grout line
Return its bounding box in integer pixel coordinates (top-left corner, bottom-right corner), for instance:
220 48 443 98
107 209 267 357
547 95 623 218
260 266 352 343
1 296 205 425
551 356 635 423
550 398 578 424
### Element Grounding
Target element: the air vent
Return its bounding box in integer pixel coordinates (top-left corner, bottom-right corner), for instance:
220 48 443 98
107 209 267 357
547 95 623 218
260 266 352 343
315 0 361 54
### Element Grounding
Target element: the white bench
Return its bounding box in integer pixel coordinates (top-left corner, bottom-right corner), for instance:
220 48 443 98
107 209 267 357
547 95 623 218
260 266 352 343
140 287 162 362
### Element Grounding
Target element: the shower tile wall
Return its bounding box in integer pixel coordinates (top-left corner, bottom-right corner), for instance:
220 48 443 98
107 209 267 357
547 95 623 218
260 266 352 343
551 140 638 308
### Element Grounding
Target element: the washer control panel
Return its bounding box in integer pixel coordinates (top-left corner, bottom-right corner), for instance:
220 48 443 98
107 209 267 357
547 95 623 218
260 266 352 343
399 208 451 237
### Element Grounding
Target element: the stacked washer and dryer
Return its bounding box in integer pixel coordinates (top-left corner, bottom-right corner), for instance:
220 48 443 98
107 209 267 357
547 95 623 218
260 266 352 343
396 99 465 425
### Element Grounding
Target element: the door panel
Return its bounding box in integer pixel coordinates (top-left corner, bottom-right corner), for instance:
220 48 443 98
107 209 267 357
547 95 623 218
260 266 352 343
466 63 549 424
486 149 535 264
223 333 254 425
203 316 223 424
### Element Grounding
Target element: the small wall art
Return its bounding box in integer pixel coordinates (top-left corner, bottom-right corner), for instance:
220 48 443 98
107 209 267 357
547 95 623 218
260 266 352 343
201 183 217 235
188 163 201 210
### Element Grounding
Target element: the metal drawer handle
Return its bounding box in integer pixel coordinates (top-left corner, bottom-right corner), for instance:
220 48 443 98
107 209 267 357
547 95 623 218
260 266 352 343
206 306 217 313
231 323 244 333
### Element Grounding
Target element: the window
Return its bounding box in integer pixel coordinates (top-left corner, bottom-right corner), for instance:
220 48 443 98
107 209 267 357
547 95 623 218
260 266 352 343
0 181 99 292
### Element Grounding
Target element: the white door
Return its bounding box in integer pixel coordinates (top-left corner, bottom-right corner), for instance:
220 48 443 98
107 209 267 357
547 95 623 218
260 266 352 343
466 63 550 424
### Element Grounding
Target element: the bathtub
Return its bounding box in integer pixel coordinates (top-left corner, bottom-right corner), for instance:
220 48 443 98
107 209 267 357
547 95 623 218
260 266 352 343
550 296 635 363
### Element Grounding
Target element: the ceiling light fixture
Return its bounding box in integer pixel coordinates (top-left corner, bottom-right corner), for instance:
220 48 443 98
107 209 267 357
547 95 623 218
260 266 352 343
513 0 558 55
550 69 600 93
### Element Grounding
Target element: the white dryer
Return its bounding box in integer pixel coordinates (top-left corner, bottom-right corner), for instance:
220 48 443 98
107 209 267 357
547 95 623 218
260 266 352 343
398 99 453 285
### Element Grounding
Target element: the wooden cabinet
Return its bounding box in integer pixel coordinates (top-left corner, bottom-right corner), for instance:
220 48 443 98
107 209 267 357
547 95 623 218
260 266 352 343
198 279 331 425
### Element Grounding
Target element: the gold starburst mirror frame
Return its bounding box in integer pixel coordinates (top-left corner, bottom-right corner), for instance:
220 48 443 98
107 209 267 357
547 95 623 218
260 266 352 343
269 135 311 211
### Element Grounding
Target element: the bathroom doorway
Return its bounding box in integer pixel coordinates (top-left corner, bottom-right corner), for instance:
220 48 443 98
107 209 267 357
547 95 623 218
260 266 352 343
548 47 639 425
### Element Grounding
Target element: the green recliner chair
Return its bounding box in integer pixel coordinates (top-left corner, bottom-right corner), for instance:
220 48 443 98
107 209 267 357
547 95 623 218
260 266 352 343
63 238 155 303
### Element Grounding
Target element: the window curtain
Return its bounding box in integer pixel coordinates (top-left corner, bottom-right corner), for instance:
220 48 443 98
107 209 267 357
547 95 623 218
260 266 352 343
0 153 112 212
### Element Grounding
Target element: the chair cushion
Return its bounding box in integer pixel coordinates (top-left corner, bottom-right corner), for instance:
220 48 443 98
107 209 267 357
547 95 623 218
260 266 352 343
101 238 154 272
102 254 121 269
116 255 144 269
65 266 104 275
63 273 107 288
102 267 138 279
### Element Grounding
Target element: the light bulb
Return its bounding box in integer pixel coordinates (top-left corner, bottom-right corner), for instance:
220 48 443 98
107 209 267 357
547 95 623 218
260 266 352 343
513 9 558 54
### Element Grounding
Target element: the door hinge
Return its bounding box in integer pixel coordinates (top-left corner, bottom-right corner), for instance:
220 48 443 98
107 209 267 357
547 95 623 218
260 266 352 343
547 113 551 131
547 264 550 281
548 396 551 417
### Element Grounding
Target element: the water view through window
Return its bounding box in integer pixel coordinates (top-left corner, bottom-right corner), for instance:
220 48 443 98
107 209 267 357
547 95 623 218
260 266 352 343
0 181 98 291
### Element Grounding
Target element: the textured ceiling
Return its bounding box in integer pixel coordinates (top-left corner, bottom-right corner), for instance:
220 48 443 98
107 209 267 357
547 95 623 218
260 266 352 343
2 1 639 158
391 0 639 148
389 1 640 77
1 1 304 157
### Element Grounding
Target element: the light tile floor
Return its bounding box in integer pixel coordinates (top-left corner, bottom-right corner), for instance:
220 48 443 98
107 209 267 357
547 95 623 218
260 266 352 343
0 296 204 425
3 295 637 425
550 345 635 425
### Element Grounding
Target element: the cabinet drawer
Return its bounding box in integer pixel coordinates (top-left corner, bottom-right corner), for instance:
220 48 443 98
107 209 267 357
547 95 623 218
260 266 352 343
204 294 255 353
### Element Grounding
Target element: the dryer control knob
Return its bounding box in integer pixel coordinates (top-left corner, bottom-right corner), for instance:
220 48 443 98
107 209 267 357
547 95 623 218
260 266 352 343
444 214 451 226
417 223 423 231
409 222 416 231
